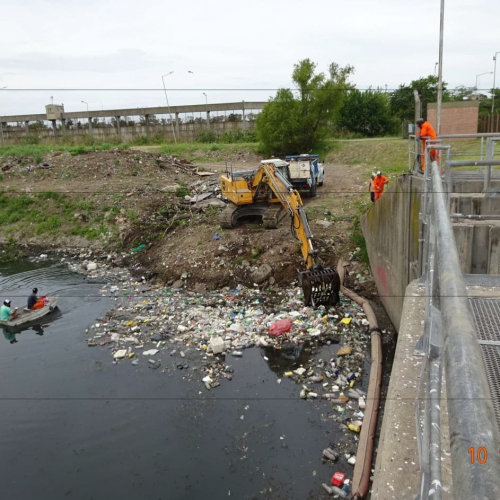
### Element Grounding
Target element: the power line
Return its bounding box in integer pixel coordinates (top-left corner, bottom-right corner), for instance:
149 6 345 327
0 88 496 92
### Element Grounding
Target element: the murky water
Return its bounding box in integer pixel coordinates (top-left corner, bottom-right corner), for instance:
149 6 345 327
0 261 345 500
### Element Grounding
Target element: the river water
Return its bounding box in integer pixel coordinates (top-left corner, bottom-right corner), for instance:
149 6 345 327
0 261 345 500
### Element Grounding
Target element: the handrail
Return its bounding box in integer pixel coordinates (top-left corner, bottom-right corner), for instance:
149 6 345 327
430 161 500 499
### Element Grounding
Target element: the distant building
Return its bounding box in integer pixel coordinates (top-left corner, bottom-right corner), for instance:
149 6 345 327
45 104 64 120
427 101 479 135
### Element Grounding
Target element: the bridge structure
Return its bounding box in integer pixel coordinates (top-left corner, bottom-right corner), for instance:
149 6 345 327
363 134 500 499
0 101 267 144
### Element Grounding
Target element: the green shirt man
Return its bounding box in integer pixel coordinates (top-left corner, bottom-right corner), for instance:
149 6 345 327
1 300 17 321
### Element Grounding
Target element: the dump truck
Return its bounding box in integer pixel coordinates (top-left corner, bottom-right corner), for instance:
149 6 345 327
219 161 340 307
284 154 324 197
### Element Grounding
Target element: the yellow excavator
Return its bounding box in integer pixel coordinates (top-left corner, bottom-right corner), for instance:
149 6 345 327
219 161 340 307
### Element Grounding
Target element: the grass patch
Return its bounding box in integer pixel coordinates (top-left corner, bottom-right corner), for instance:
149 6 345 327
350 217 369 264
159 142 260 161
175 186 191 198
325 138 408 176
0 142 130 159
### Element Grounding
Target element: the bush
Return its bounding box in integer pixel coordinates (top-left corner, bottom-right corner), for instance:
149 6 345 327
82 135 96 146
175 186 191 198
19 135 41 145
70 146 87 156
196 130 217 143
218 130 257 143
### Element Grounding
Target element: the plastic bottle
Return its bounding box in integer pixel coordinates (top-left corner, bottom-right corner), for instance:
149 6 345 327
348 423 361 433
330 485 347 498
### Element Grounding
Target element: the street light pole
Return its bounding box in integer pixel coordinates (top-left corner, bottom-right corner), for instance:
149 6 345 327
161 72 177 144
81 100 89 112
203 92 208 106
434 62 438 77
436 0 445 135
476 72 493 92
492 52 500 114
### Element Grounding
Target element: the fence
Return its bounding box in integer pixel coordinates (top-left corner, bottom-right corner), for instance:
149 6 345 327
0 119 256 145
479 113 500 133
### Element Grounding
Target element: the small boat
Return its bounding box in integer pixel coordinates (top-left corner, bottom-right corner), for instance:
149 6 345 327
0 296 59 327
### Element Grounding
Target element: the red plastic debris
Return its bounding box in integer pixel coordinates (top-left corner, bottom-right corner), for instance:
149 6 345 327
269 318 293 337
331 472 345 487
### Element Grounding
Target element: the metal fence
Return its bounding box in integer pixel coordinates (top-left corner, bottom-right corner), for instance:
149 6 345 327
416 137 500 499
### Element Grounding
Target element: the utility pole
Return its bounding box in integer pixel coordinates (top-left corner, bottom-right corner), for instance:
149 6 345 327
162 72 177 143
436 0 445 135
492 52 500 114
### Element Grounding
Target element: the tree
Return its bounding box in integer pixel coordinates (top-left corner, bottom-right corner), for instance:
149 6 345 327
390 75 451 121
227 113 242 122
256 59 353 154
339 88 397 137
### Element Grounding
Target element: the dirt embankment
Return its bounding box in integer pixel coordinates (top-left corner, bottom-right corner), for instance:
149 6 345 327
0 147 373 292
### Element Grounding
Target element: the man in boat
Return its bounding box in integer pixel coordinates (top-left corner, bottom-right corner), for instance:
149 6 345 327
28 288 38 310
1 300 18 321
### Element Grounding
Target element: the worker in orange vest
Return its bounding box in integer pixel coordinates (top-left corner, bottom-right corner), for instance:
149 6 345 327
373 171 389 201
416 118 437 172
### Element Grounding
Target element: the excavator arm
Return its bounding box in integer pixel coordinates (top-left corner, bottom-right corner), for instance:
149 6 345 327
256 164 340 307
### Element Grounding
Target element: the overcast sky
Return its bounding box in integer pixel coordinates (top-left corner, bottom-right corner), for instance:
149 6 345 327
1 0 499 118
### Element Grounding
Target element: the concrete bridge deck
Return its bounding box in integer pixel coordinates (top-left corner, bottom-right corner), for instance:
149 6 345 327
372 277 500 499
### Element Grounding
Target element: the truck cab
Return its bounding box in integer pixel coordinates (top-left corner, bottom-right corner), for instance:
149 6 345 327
284 154 324 198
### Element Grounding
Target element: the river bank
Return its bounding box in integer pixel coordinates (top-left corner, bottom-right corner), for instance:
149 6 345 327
1 144 398 497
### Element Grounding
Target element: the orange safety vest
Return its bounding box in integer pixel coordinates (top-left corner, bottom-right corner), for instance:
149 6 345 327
373 176 389 200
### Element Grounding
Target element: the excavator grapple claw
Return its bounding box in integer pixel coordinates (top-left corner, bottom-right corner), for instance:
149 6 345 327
298 267 341 308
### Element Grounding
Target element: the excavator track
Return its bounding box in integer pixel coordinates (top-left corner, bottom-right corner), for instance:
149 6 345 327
262 204 288 229
219 204 239 229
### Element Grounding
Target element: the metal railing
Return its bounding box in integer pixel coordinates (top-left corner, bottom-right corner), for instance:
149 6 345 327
416 144 500 499
410 132 500 177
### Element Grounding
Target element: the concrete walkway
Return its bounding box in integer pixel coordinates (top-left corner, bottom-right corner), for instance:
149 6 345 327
371 281 452 499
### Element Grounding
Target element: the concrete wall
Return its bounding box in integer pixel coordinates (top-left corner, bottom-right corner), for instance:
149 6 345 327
362 174 500 329
427 101 479 135
361 175 423 330
0 120 255 145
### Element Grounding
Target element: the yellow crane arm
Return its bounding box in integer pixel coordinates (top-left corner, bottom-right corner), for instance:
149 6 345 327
255 163 319 269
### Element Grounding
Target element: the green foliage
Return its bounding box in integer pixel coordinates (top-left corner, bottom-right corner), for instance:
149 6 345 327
256 59 354 155
390 75 451 121
70 146 87 156
339 89 398 137
196 130 218 143
195 129 257 144
350 218 369 264
0 142 129 159
218 130 257 143
19 134 41 145
175 186 191 198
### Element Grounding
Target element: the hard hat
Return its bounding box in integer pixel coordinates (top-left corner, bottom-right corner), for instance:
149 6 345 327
4 299 11 306
377 171 381 175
